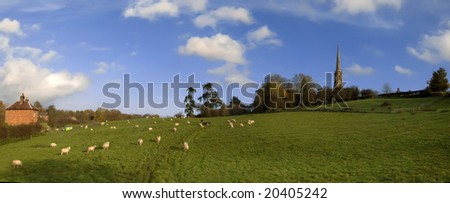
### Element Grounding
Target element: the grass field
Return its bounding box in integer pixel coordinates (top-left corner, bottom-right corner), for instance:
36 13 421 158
0 97 449 182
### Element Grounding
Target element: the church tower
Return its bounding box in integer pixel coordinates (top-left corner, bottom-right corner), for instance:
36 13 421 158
334 45 343 89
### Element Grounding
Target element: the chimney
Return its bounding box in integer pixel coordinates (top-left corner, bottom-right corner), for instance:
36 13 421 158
20 93 25 104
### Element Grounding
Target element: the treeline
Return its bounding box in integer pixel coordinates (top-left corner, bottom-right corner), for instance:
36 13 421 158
185 73 378 117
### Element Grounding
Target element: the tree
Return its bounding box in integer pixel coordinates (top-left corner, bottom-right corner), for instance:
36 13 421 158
361 89 378 98
47 105 57 127
381 83 392 94
428 67 449 92
198 83 223 117
184 87 196 117
33 101 44 112
0 100 5 123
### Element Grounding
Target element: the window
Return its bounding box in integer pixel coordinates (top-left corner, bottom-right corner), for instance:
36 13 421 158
33 112 36 118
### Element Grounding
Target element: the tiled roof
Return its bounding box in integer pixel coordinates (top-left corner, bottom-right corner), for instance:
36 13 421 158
5 93 39 111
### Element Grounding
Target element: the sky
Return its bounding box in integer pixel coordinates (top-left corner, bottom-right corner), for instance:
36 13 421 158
0 0 449 116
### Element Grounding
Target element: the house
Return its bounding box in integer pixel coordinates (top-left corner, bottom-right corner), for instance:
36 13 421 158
5 93 39 126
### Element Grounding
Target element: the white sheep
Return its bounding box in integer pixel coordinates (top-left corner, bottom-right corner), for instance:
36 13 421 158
87 145 97 153
137 138 144 146
135 125 140 128
247 120 255 125
103 141 110 150
148 127 153 131
175 123 180 126
12 160 22 168
110 126 117 129
60 147 71 155
156 136 161 144
49 143 57 148
240 123 244 127
170 118 173 121
85 125 88 129
229 122 234 128
199 123 204 128
231 119 237 123
183 142 189 152
90 128 94 131
100 122 105 126
127 120 130 123
186 121 190 124
173 127 177 132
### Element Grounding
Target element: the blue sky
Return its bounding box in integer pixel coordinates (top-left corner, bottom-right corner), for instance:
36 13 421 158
0 0 449 116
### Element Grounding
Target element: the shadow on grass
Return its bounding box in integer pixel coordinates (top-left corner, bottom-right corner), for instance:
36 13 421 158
1 159 118 183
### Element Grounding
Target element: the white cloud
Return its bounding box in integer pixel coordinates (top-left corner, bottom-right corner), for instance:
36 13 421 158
124 0 179 20
345 64 375 75
0 18 23 36
123 0 207 21
0 58 89 103
193 6 254 29
407 26 450 63
333 0 403 15
93 62 122 74
178 33 247 64
0 35 9 52
247 25 283 47
175 0 207 12
207 63 251 84
394 65 412 75
39 50 60 63
0 19 90 103
31 24 41 31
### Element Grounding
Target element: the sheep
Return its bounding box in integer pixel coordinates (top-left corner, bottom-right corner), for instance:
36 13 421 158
135 125 140 128
137 138 144 146
87 145 97 153
172 127 177 132
247 120 256 125
156 136 161 144
90 128 94 131
229 122 234 128
85 125 88 129
148 127 153 131
175 123 180 126
199 123 204 128
127 120 130 123
183 142 189 152
240 123 244 127
170 118 173 121
186 121 190 124
49 143 57 148
100 122 105 126
102 142 110 150
60 147 71 155
231 119 237 123
110 126 117 129
12 160 22 168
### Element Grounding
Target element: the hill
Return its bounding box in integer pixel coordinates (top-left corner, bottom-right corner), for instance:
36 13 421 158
0 98 449 182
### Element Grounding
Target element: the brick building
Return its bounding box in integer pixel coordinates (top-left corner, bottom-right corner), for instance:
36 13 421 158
5 93 39 126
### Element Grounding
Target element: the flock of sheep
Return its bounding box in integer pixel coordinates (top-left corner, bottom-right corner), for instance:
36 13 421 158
10 117 255 169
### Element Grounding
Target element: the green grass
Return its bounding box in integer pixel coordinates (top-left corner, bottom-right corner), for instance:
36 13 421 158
0 98 449 182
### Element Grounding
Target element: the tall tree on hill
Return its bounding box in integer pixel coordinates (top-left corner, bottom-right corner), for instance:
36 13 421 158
382 83 392 94
47 105 57 127
428 67 449 92
198 83 223 117
184 86 196 117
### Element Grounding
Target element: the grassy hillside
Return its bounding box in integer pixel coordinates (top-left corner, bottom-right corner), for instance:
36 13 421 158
332 97 450 112
0 98 449 183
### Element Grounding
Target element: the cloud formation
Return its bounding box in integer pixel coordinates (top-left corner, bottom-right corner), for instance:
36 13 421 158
247 25 282 47
333 0 403 15
123 0 207 21
0 18 23 36
407 23 450 63
0 18 89 103
345 64 375 75
193 6 254 28
394 65 412 75
207 63 250 84
178 33 247 64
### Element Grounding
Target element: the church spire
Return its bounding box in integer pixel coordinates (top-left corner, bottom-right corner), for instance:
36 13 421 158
334 45 342 89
